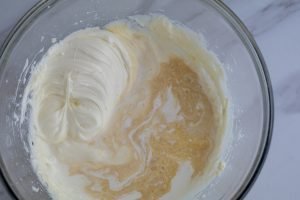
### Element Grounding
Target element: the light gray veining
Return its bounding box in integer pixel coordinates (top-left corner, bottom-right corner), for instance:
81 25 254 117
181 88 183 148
276 71 300 114
227 0 300 36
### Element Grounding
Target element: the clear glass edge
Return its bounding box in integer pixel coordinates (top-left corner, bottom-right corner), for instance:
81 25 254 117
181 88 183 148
0 1 58 199
0 0 274 199
206 1 274 199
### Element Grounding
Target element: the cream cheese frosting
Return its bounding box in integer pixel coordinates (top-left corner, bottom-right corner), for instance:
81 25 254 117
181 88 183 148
30 29 132 143
25 15 228 200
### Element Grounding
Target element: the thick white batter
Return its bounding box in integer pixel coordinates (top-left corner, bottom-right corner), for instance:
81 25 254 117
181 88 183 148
25 15 227 200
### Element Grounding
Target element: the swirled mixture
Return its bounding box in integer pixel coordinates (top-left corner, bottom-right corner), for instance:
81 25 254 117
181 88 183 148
26 15 227 200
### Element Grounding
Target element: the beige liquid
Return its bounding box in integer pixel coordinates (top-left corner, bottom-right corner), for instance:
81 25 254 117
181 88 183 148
66 57 217 199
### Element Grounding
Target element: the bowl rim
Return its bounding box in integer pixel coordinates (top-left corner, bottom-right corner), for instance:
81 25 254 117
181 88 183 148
0 0 274 199
207 1 274 199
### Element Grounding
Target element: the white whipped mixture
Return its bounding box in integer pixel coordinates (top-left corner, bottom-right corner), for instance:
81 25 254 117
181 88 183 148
24 15 227 200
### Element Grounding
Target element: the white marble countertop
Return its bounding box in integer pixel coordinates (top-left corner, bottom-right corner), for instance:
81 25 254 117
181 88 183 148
0 0 299 199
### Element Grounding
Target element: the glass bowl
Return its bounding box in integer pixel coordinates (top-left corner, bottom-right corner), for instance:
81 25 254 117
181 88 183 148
0 0 273 199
